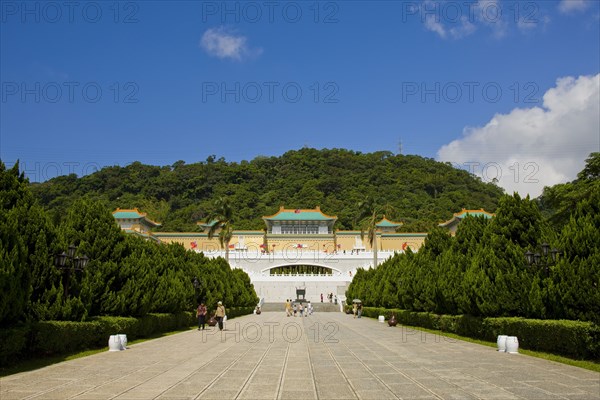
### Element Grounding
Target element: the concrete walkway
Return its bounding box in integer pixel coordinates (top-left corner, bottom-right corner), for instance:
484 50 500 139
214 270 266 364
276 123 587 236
1 312 598 400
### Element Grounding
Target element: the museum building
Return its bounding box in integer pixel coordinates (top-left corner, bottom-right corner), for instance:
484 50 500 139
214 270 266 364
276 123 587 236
112 206 493 303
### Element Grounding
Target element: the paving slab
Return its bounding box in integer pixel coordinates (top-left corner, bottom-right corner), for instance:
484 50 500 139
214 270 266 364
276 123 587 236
1 311 598 399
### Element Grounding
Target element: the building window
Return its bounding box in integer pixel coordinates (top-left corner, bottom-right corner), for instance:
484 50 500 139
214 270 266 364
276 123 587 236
279 224 319 234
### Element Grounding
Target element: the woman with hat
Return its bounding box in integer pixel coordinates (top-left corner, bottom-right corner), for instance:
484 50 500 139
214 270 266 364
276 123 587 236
215 301 226 331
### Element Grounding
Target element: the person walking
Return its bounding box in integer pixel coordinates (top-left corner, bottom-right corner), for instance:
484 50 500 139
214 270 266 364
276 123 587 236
352 302 358 319
285 299 292 317
320 293 323 303
357 302 363 318
215 301 226 331
197 302 207 330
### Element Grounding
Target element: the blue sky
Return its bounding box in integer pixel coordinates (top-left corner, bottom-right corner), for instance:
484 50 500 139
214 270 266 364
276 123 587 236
1 0 599 196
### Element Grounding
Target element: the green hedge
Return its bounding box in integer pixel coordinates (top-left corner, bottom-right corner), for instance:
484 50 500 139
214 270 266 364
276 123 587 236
32 321 104 355
30 313 195 357
1 308 253 368
361 307 600 360
0 326 30 366
482 318 600 360
226 306 255 319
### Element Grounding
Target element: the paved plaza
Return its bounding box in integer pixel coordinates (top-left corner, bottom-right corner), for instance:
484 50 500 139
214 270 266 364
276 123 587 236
1 312 599 400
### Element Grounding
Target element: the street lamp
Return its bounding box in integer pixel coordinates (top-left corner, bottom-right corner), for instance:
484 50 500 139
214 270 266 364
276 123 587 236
525 242 562 277
54 244 89 298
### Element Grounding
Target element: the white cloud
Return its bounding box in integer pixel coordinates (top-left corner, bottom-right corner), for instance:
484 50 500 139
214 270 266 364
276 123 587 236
423 7 477 39
558 0 591 14
475 0 508 38
437 74 600 198
518 14 551 32
449 16 477 38
200 27 262 61
421 0 505 39
420 0 557 39
424 13 448 38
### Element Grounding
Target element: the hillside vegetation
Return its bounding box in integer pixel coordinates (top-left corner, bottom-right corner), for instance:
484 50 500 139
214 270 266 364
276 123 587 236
31 148 504 231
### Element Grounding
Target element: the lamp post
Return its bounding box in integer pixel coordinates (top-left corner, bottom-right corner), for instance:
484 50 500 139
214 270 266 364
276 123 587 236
524 242 562 277
54 244 89 298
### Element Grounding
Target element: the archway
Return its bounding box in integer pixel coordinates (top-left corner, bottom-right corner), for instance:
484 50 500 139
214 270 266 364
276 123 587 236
261 263 341 276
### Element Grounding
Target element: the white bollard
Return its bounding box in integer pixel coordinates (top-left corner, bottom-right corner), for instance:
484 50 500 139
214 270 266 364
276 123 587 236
108 335 122 351
378 315 385 323
497 335 507 352
506 336 519 354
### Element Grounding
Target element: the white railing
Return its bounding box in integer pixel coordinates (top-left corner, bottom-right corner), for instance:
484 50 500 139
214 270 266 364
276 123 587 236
251 274 353 282
268 273 339 277
198 249 397 261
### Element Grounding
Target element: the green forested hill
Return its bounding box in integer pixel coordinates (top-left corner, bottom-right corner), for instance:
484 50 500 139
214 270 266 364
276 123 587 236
31 148 505 231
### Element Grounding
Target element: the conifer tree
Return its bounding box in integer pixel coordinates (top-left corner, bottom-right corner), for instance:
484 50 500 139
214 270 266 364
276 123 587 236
0 161 43 325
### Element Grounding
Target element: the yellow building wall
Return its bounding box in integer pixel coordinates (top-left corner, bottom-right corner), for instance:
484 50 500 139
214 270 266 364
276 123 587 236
335 232 368 251
380 235 426 252
148 231 426 252
336 232 426 252
265 237 336 253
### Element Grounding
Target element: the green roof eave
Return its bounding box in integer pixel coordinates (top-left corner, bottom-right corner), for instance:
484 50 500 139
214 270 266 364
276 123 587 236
113 212 161 226
457 212 493 219
264 212 335 221
113 211 143 219
377 220 401 227
197 220 218 227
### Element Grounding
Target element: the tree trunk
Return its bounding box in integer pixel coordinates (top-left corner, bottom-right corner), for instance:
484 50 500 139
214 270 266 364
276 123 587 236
373 234 378 267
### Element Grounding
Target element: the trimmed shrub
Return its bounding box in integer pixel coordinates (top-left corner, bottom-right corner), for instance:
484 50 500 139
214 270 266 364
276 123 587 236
31 321 102 355
226 307 254 319
455 315 484 338
482 318 600 359
0 325 31 366
362 307 600 360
